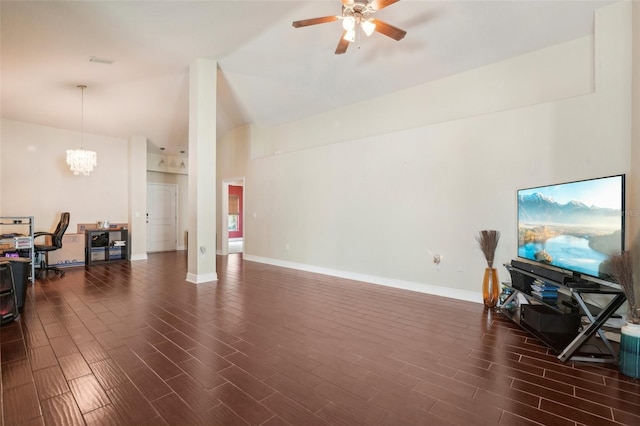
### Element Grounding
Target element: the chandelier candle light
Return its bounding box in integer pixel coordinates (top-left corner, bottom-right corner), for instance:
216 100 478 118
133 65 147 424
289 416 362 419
66 85 97 176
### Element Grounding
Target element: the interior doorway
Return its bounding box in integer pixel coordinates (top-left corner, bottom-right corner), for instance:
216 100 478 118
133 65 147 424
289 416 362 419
221 178 245 255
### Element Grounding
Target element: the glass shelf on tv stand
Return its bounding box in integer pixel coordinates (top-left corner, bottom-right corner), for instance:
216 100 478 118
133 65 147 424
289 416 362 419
501 264 627 364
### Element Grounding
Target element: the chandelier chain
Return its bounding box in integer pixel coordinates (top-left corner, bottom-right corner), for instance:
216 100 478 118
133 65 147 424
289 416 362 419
78 84 86 147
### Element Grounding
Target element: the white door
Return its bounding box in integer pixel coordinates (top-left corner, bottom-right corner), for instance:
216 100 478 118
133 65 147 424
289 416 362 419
147 183 177 252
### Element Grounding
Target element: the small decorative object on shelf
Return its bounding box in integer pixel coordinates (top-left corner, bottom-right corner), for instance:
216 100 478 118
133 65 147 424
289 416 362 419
499 286 515 311
609 251 640 378
477 230 501 308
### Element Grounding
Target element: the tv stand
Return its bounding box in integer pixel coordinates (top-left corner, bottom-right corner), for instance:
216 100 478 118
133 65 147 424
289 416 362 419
502 261 626 363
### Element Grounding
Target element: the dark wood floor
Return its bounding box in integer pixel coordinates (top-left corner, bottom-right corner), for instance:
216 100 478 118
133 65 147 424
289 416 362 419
1 252 639 425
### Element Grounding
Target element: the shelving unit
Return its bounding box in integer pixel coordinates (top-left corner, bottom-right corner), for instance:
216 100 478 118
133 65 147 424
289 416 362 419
0 216 35 282
502 262 627 363
85 228 129 266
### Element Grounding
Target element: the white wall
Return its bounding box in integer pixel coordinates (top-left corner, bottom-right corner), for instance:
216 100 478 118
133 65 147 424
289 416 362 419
249 36 594 158
218 1 633 302
0 119 129 233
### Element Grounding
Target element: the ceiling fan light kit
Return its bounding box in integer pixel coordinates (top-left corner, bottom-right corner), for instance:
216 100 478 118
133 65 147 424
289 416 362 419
292 0 406 54
360 19 376 36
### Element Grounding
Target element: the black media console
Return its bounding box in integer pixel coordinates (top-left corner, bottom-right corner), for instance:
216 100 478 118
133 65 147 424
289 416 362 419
501 260 627 363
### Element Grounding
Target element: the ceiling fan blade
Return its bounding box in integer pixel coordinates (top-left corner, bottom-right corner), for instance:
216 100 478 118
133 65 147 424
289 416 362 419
370 0 400 11
371 19 407 41
292 16 339 28
341 0 354 5
335 31 350 55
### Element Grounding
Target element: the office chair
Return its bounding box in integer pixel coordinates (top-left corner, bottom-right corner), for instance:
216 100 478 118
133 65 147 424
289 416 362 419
34 212 70 278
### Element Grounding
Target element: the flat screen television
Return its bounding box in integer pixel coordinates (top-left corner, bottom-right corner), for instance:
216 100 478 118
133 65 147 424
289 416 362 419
517 174 625 282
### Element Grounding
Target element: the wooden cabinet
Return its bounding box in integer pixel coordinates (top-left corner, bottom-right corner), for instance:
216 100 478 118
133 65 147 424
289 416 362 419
85 229 129 266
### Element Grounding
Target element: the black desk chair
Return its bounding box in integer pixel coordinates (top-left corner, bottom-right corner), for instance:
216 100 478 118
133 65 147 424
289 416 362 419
34 212 70 278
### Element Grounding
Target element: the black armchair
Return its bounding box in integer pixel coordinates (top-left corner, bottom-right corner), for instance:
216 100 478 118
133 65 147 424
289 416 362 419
34 212 70 278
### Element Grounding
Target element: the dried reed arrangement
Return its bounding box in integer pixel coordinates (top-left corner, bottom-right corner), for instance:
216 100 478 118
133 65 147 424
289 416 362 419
609 251 640 324
476 230 500 268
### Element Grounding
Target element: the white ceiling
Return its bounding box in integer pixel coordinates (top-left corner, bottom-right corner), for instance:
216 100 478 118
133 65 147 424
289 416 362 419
0 0 613 156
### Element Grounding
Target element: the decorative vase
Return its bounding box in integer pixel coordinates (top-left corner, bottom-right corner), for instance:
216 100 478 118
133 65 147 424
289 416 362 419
619 321 640 379
482 267 500 308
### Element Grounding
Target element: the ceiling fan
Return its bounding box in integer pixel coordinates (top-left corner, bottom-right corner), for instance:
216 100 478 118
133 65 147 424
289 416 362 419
292 0 406 55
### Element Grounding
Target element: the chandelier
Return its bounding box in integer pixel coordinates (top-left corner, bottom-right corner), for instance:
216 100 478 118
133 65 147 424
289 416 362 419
66 85 97 176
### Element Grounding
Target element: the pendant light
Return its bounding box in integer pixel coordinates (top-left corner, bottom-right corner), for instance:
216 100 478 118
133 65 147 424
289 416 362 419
66 85 97 176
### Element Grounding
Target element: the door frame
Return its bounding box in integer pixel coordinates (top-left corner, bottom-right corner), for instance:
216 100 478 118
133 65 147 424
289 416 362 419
220 177 245 255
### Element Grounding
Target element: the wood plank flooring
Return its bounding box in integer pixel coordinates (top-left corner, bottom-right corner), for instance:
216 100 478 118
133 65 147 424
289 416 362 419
1 252 639 425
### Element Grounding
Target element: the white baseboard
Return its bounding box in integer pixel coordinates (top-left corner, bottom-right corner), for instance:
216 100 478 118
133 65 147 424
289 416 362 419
130 253 148 261
186 272 218 284
243 254 483 304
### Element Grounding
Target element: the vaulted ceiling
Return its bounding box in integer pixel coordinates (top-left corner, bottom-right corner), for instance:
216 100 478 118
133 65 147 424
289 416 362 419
0 1 613 155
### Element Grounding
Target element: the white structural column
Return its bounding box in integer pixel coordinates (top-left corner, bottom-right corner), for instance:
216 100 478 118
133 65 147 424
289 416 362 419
186 58 218 283
128 136 148 261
